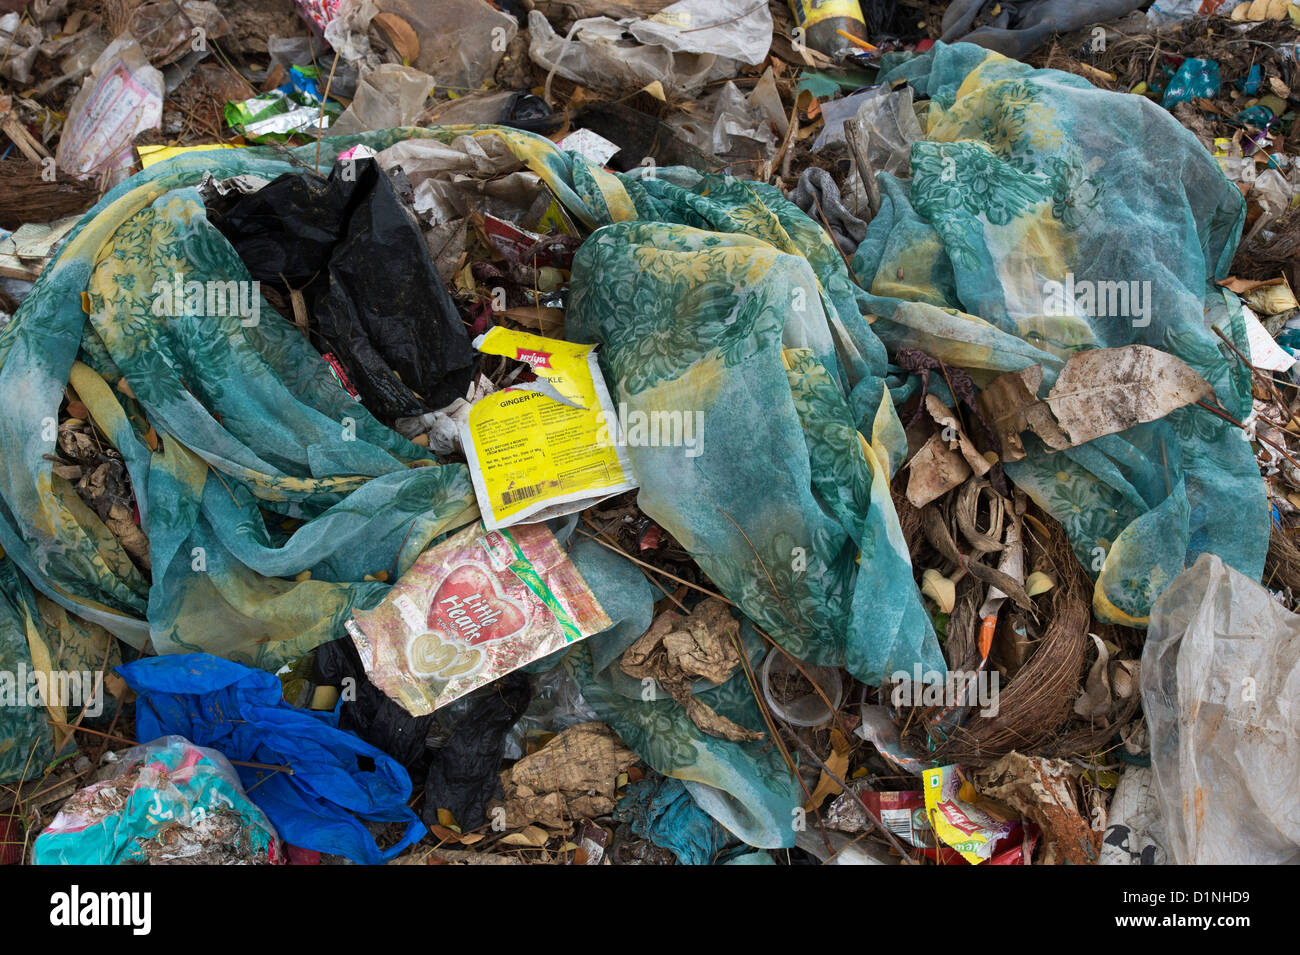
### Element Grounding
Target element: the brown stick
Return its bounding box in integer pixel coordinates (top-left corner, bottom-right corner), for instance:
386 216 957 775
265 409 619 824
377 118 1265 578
47 722 294 775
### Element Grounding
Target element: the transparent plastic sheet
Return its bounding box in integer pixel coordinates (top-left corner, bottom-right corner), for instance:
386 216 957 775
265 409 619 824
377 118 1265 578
33 735 280 865
328 63 433 137
670 68 786 156
0 12 42 83
324 0 516 89
845 84 924 177
623 0 774 63
1143 554 1300 864
527 10 744 100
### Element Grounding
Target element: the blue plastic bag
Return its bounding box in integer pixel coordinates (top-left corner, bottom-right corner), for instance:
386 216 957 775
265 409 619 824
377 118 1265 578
118 654 425 864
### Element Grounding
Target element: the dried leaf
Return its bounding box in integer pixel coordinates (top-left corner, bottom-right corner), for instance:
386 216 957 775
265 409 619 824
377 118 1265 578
498 305 564 337
1074 634 1114 718
1046 345 1213 446
620 599 763 742
924 394 991 476
803 729 850 812
905 433 971 507
499 825 550 848
1218 275 1284 295
977 365 1070 462
1025 571 1055 596
920 569 956 613
372 12 420 62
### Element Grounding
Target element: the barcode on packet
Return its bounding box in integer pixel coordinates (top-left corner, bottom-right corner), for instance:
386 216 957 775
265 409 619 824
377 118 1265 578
880 808 914 840
501 482 544 506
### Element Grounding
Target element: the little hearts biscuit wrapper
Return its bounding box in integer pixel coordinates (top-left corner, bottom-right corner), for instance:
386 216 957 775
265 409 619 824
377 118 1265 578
346 521 611 715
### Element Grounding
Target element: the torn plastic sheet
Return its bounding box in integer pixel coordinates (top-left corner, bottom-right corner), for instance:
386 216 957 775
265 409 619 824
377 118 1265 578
1143 554 1300 864
623 0 774 63
119 653 426 865
55 34 163 185
209 156 475 421
329 63 432 137
0 12 42 84
842 84 924 177
323 0 517 90
374 134 539 226
528 9 746 100
671 68 786 156
130 0 229 67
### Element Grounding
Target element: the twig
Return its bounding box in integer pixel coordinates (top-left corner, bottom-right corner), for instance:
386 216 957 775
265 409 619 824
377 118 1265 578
575 528 732 603
781 726 917 863
1195 399 1300 471
313 49 342 175
725 623 833 856
47 723 293 775
812 194 855 272
718 507 803 631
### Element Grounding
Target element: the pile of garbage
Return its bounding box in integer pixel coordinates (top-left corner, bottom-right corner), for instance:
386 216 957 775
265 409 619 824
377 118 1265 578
0 0 1297 867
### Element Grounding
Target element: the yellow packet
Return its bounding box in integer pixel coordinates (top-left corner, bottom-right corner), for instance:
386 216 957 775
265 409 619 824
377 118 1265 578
922 765 1018 864
460 328 638 529
137 143 243 167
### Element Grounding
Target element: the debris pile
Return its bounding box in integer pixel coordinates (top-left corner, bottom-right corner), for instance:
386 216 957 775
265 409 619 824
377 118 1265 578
1 0 1298 869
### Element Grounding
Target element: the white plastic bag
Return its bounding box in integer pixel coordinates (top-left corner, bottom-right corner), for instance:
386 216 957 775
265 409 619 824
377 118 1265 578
527 2 765 100
1142 553 1300 864
55 35 163 185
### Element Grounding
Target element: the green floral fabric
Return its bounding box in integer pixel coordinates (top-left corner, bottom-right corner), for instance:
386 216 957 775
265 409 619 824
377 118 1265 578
0 140 481 673
856 43 1267 625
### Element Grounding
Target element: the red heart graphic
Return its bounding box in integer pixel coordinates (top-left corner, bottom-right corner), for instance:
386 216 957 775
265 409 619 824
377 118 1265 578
429 563 528 646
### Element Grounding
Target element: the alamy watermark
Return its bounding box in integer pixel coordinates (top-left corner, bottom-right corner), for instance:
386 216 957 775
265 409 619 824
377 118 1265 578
0 665 104 717
151 271 260 326
596 403 705 459
889 664 1000 717
1042 272 1151 328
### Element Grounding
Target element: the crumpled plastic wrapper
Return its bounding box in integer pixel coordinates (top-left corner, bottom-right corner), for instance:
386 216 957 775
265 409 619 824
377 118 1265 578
0 13 44 84
55 34 163 184
32 736 281 865
528 0 772 100
671 67 785 156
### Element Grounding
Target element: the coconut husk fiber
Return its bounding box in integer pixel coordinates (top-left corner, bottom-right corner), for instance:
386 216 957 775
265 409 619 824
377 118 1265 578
900 501 1136 766
0 160 99 231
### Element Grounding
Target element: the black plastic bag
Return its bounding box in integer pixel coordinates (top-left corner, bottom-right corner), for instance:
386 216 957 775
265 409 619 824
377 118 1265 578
313 636 435 770
209 157 474 421
422 672 530 831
